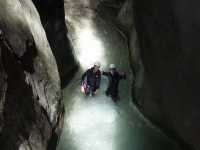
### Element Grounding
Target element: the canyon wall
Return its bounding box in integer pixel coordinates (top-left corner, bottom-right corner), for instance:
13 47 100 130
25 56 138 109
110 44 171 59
117 0 200 149
32 0 79 88
0 0 72 149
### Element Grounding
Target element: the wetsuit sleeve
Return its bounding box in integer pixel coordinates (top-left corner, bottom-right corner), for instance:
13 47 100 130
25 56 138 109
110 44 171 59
81 70 88 86
102 72 110 76
119 73 126 80
97 71 101 89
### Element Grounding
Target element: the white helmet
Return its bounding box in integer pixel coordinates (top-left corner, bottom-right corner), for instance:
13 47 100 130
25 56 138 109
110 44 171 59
94 62 101 67
109 64 116 69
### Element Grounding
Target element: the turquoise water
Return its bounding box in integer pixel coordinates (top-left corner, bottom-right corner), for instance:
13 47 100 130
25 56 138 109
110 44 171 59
56 0 179 149
57 72 178 150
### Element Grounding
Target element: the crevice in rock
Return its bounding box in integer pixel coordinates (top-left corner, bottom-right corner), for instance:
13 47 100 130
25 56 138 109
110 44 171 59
16 38 38 74
32 0 79 87
47 106 64 150
0 34 37 149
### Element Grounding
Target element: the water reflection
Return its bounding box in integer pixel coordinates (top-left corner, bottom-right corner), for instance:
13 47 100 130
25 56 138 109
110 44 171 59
57 76 178 150
58 81 119 150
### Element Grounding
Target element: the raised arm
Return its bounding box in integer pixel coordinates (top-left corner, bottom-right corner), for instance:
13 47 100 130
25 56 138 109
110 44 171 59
119 70 126 80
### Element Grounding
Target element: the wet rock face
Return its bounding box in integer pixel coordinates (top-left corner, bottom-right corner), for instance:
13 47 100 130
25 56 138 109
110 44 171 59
117 0 200 149
0 34 6 133
32 0 79 88
0 38 51 149
0 0 64 149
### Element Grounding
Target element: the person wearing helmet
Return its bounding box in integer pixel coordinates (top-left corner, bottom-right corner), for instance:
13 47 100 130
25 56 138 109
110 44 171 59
81 62 101 96
101 64 126 100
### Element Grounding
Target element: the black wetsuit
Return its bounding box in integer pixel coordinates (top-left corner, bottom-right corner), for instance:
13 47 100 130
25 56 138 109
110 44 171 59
81 67 101 95
102 71 126 98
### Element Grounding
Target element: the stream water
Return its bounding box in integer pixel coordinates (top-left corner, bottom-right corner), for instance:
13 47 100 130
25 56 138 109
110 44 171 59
56 0 179 149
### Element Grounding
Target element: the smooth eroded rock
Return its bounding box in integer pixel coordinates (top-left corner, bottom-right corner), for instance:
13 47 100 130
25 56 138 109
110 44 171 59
32 0 79 88
117 0 200 149
0 0 64 149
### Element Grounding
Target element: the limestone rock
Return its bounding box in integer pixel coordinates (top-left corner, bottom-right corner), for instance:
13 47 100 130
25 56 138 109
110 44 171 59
0 0 64 149
32 0 79 88
117 0 200 149
0 32 7 133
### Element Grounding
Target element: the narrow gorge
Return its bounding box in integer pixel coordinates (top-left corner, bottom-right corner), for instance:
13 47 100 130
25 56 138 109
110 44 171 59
0 0 199 149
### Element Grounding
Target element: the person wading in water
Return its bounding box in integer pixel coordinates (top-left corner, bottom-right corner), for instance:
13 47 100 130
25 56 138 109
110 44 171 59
81 62 101 96
101 64 126 100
